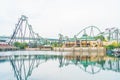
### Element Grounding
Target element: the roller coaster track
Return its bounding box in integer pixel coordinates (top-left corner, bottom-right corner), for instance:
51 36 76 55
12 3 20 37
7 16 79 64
75 26 101 37
8 15 50 47
98 28 120 41
73 26 120 42
7 15 120 46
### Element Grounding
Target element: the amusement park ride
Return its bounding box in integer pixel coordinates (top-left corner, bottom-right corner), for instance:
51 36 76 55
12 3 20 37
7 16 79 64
0 15 120 50
0 15 120 80
8 15 50 48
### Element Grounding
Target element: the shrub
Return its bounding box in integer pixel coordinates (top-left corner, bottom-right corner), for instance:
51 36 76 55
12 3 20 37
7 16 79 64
14 42 28 49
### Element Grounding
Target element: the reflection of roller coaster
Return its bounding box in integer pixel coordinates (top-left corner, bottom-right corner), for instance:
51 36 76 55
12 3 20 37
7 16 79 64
7 54 120 80
9 55 48 80
58 55 102 74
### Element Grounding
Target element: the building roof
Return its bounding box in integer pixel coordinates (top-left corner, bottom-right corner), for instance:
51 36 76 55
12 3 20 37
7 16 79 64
67 34 95 42
79 34 95 41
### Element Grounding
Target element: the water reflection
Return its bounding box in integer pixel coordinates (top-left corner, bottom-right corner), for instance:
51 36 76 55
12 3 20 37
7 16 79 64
9 55 48 80
58 54 103 74
4 53 120 80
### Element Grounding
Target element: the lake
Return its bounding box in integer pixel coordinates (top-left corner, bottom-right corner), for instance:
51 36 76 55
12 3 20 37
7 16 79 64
0 51 120 80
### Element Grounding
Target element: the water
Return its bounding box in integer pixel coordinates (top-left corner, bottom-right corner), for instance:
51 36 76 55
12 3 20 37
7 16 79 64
0 51 120 80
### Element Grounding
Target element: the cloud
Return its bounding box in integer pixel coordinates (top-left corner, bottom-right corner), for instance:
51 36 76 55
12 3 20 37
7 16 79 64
0 0 120 38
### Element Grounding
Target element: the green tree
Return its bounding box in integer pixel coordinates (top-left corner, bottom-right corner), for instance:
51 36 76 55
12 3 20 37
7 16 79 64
94 35 105 41
14 42 28 49
14 42 21 47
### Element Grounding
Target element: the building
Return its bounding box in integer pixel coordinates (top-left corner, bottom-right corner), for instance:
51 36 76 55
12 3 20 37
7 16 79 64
63 34 102 47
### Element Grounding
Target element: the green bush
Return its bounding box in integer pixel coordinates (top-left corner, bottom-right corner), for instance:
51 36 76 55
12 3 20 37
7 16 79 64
51 42 63 47
14 42 28 49
105 43 120 50
105 45 115 50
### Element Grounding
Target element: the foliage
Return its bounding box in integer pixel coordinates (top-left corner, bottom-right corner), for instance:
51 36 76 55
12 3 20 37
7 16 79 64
94 35 105 41
14 42 28 49
14 42 21 47
51 42 57 47
51 42 63 47
111 42 118 47
118 43 120 47
105 42 120 50
105 44 115 50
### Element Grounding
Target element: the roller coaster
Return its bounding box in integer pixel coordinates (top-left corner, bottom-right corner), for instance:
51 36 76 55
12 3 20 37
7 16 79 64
1 15 119 48
58 26 120 44
8 15 50 47
75 26 101 38
74 26 120 42
98 28 120 42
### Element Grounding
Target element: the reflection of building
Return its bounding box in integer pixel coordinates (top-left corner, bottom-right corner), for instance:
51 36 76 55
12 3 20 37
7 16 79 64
59 54 103 74
63 54 120 73
103 58 120 72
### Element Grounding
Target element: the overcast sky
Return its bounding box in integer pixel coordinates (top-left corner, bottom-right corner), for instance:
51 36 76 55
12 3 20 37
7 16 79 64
0 0 120 38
